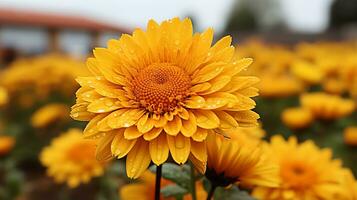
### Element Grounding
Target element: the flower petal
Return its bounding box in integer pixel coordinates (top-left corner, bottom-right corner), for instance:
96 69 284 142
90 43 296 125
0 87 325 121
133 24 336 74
193 110 220 129
124 126 144 140
126 139 151 179
111 130 137 158
164 116 182 136
167 134 190 164
143 128 163 141
190 140 207 164
192 128 208 142
149 133 169 165
181 111 197 137
96 132 116 161
215 110 238 129
137 114 155 133
183 96 205 109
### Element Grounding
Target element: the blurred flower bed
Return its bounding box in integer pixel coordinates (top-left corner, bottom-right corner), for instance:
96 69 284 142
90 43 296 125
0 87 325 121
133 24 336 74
0 24 357 200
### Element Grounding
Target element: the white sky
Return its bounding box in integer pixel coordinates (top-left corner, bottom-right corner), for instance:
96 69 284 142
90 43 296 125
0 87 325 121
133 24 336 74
0 0 334 33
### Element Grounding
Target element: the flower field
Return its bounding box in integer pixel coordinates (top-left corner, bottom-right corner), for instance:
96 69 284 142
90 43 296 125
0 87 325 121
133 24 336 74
0 18 356 200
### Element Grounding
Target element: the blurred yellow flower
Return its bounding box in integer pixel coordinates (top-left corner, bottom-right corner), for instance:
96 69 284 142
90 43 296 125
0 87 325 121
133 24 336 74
202 133 279 189
31 103 70 128
120 170 207 200
253 135 349 200
343 127 357 146
281 107 314 129
258 75 304 98
0 54 88 101
322 78 346 95
40 129 105 188
71 18 260 178
291 60 324 84
300 92 355 120
0 87 9 107
0 135 15 156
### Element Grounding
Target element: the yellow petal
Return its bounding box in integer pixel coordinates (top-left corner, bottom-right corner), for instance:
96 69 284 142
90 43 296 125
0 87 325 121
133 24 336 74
83 114 107 139
86 57 101 76
126 139 151 179
93 48 127 85
70 102 95 121
231 110 259 127
203 92 239 109
189 154 206 174
192 128 208 142
190 82 211 93
167 134 190 164
225 94 256 111
143 128 163 141
193 110 220 129
199 75 231 95
221 58 253 77
190 140 207 163
153 115 167 128
191 62 225 84
181 111 197 137
108 109 145 129
124 126 144 140
164 116 182 136
221 76 259 93
178 108 189 120
111 130 137 158
96 132 115 161
215 110 238 129
149 133 169 165
183 96 205 109
137 114 155 133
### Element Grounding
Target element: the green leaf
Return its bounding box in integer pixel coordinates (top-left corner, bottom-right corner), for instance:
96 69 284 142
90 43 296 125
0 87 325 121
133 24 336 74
161 184 188 198
151 163 191 190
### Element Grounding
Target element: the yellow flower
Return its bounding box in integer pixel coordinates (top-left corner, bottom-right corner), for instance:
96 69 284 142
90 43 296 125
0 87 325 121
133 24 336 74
300 92 355 120
31 103 70 128
343 127 357 146
322 78 346 95
0 54 88 101
0 135 15 156
120 170 207 200
71 18 260 178
253 135 349 200
281 107 314 129
258 75 304 98
291 60 324 84
0 87 9 107
40 129 105 188
201 133 279 189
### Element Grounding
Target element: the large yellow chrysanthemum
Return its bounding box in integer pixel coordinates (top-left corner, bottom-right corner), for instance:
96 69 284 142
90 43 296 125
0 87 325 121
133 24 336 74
252 135 349 200
201 132 279 189
40 129 105 188
120 170 207 200
71 18 259 178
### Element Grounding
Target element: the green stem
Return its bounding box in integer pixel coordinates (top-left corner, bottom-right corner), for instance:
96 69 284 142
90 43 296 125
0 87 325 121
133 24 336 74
155 165 162 200
190 163 197 200
206 184 217 200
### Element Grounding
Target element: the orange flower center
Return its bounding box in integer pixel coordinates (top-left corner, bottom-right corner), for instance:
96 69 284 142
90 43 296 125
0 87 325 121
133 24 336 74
66 141 96 163
132 63 191 114
281 160 317 189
